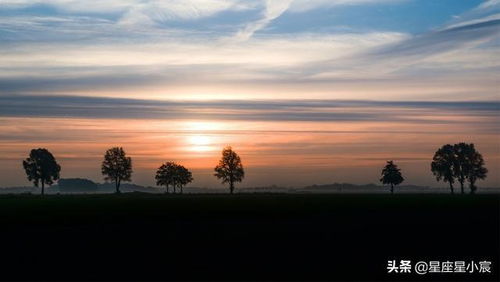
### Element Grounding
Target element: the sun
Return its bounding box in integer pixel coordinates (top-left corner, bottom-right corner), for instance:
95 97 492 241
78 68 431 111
189 135 210 146
182 121 226 152
187 134 213 152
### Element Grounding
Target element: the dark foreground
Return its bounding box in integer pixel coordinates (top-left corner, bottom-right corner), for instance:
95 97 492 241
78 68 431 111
0 193 498 281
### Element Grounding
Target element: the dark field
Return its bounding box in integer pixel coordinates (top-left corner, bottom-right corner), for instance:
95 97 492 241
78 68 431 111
0 193 498 281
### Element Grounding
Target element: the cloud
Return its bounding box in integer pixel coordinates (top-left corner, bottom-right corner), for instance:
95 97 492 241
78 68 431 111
371 19 500 58
0 0 499 102
301 13 500 81
0 95 498 124
1 0 243 16
0 32 408 96
118 0 254 26
287 0 405 12
233 0 292 41
233 0 406 41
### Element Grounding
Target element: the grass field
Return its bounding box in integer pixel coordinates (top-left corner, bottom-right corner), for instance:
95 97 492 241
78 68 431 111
0 193 498 281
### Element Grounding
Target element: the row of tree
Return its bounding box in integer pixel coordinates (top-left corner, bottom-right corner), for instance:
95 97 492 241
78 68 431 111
23 146 244 195
379 142 488 194
431 143 487 194
22 143 487 195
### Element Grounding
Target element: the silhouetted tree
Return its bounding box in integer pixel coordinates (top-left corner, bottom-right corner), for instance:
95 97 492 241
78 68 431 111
22 148 61 195
155 162 193 194
101 147 132 193
380 160 404 194
453 143 470 194
431 144 457 194
175 165 193 194
431 142 488 194
464 144 488 194
156 162 175 193
214 146 244 194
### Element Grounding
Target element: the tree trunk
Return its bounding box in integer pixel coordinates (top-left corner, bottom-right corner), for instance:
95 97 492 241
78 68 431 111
180 186 183 194
173 185 176 194
470 182 477 194
115 178 121 194
41 181 45 196
230 181 234 194
165 185 169 194
460 181 464 194
390 184 394 194
449 182 454 194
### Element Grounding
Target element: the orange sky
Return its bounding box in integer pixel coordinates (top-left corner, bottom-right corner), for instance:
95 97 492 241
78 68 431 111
1 115 498 188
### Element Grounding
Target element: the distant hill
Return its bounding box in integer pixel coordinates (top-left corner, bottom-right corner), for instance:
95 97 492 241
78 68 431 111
0 179 159 194
58 178 98 192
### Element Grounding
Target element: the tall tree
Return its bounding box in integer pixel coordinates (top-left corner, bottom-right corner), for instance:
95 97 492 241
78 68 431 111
214 146 244 194
22 148 61 195
155 162 193 194
453 143 471 194
380 160 404 194
431 144 457 194
465 144 488 194
101 147 132 193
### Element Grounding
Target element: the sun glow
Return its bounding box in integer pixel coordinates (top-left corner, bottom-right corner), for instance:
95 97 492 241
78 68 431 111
187 134 214 152
182 121 228 152
185 121 225 132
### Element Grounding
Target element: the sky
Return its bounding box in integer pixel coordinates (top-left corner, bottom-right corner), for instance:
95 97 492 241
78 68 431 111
0 0 499 188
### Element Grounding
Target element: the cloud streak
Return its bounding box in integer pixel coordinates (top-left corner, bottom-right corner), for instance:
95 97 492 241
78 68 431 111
0 95 498 124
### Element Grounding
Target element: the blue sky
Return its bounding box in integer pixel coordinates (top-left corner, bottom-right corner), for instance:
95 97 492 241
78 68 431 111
0 0 499 188
268 0 484 34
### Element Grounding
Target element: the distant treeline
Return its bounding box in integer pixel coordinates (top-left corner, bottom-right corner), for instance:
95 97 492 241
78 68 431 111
18 142 487 195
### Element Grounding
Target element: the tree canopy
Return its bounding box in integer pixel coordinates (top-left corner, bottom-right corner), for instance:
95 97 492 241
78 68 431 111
214 146 244 194
101 147 132 193
22 148 61 195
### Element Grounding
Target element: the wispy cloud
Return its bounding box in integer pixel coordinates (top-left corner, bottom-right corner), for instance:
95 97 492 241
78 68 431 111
233 0 292 41
233 0 406 41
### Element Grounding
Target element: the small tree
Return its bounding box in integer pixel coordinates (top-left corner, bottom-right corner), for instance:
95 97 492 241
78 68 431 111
155 162 193 194
380 160 404 194
214 146 244 194
431 144 456 194
101 147 132 193
22 148 61 195
465 144 488 194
